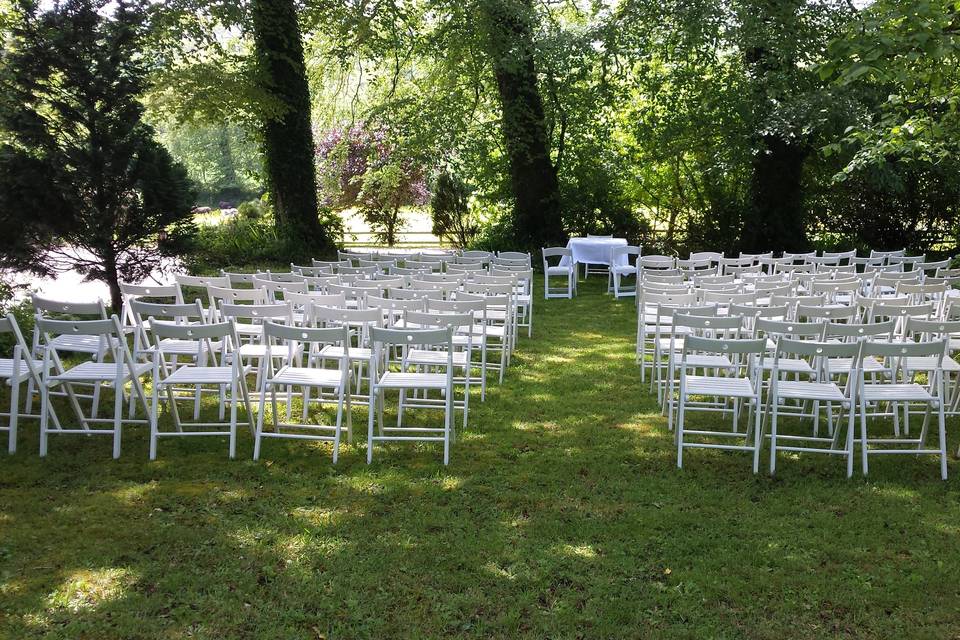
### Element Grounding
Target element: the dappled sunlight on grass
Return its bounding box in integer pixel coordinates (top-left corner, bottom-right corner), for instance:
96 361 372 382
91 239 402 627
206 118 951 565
1 276 960 637
556 544 599 560
45 567 137 614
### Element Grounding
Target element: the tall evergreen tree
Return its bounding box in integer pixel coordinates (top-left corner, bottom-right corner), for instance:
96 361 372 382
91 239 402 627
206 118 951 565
250 0 334 254
0 0 195 311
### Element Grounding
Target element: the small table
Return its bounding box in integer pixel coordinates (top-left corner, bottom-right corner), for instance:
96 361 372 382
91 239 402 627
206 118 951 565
560 237 628 278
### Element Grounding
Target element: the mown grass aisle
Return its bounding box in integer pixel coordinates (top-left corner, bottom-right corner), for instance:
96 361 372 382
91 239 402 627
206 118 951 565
2 277 960 638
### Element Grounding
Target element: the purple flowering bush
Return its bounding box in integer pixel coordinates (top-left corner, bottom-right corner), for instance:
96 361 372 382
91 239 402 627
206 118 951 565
315 124 429 245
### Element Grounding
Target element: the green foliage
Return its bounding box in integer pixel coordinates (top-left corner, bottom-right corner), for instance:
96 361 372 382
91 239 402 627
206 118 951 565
430 170 477 249
822 0 960 174
0 0 195 311
0 281 32 358
237 199 265 220
156 122 263 207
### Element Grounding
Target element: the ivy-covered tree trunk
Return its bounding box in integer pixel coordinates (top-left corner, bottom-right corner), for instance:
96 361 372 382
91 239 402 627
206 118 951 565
739 0 810 253
250 0 332 252
742 134 808 252
479 0 564 252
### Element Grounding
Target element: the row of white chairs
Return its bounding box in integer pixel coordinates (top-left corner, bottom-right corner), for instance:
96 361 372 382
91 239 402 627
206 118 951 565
634 277 960 477
541 245 959 300
0 265 536 463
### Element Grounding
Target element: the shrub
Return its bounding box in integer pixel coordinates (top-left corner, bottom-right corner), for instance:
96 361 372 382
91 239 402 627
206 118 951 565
431 171 477 249
0 281 33 358
237 200 263 220
182 209 342 273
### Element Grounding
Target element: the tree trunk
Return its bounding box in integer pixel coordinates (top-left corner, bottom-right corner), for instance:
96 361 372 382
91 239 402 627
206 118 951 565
250 0 332 253
741 134 808 252
479 0 564 252
739 0 810 253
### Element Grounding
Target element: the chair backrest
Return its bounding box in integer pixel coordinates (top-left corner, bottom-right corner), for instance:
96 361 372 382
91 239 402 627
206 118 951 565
773 338 862 378
639 290 698 309
672 313 744 339
36 316 132 371
221 271 257 286
338 265 379 278
868 302 935 324
219 302 293 324
681 335 766 357
173 273 230 302
916 258 949 273
207 286 269 315
119 281 179 300
255 276 309 302
313 306 383 345
755 318 825 340
822 249 857 262
262 321 350 365
689 251 723 262
389 288 434 301
825 319 896 341
129 299 206 324
32 295 108 319
642 271 684 284
870 249 907 259
0 313 39 379
284 291 347 320
405 311 474 336
311 259 347 270
542 247 572 266
365 294 425 324
861 338 947 363
612 245 641 262
291 263 333 277
370 326 453 348
795 304 857 323
904 317 960 342
700 290 758 307
640 255 675 269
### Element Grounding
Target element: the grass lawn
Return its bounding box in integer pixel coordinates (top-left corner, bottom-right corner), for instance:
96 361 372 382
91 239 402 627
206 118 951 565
2 276 960 638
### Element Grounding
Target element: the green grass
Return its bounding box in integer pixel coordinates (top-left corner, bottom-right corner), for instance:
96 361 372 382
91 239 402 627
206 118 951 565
2 277 960 638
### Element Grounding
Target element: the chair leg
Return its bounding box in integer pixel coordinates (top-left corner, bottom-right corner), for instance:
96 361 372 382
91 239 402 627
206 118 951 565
39 381 50 457
149 378 160 461
366 386 376 464
332 384 344 464
112 381 123 459
8 374 19 454
228 376 238 459
253 382 267 461
769 398 779 475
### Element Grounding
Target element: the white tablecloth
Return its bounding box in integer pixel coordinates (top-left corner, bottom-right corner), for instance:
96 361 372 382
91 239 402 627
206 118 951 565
559 237 629 267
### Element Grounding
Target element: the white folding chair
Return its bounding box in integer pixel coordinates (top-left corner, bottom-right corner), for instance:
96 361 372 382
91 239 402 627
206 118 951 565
0 313 53 453
367 326 455 465
664 312 741 429
37 316 151 458
254 323 352 462
148 319 253 459
542 247 576 299
609 245 641 298
402 311 475 430
675 336 766 472
856 339 949 479
766 339 861 477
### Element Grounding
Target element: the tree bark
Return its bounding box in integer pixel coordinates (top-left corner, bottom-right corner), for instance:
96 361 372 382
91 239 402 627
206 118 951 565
479 0 564 252
739 0 810 253
250 0 332 252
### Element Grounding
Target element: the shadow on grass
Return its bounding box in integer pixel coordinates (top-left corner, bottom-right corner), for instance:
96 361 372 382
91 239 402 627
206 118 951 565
1 277 960 638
